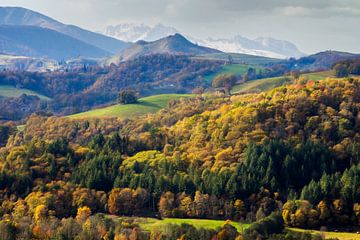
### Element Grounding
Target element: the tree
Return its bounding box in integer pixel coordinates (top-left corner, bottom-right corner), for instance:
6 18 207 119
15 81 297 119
212 74 237 92
118 90 138 104
76 206 91 223
243 67 256 81
159 192 175 217
34 205 48 224
333 63 349 78
290 70 301 80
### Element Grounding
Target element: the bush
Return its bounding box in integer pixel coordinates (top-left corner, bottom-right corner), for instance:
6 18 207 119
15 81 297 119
244 212 284 239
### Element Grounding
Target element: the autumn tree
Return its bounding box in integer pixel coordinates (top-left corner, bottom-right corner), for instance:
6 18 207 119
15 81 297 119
159 192 175 217
76 206 91 224
212 74 237 92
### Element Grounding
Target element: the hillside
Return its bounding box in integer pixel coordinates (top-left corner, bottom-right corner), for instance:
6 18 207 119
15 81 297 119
118 34 221 61
2 78 360 239
0 25 110 60
69 94 192 119
0 54 220 120
279 50 360 71
194 52 282 65
231 76 292 94
204 64 263 83
0 7 129 54
0 54 58 71
0 85 51 100
230 70 352 94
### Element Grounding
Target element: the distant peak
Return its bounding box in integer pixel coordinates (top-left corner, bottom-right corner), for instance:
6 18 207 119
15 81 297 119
135 40 148 45
168 33 188 41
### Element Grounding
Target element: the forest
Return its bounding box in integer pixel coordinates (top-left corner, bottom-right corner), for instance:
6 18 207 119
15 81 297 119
0 75 359 239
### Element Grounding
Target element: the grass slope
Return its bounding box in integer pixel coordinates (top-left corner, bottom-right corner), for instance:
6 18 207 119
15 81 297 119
69 94 193 119
194 53 282 65
301 70 335 81
231 76 292 94
108 216 249 232
0 85 51 100
204 64 263 83
289 228 360 240
230 70 352 94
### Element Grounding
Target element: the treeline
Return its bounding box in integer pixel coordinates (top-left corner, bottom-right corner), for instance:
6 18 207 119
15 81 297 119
332 58 360 77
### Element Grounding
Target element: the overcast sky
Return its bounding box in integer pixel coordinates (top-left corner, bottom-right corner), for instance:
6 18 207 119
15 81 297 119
0 0 359 54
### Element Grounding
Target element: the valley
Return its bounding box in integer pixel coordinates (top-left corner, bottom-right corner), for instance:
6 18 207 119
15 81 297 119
0 3 359 240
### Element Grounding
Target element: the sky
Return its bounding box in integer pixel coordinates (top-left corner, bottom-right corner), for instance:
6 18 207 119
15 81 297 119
0 0 359 54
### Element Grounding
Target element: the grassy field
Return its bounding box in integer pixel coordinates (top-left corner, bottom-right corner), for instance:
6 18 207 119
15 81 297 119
0 85 51 100
204 64 263 84
194 53 282 65
108 216 249 232
69 94 193 119
301 70 335 81
231 76 292 94
289 228 360 240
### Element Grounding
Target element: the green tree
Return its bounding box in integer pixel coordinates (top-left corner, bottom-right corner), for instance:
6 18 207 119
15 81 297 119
118 90 138 104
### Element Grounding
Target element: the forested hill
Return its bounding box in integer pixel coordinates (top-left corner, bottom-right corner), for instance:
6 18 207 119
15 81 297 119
0 77 358 239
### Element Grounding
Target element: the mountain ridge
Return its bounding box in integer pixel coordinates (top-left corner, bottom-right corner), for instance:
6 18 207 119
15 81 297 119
103 22 305 58
117 33 222 62
0 7 130 54
0 25 110 60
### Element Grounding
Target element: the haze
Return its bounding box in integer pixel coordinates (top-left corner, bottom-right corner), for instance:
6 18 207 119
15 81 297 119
0 0 359 54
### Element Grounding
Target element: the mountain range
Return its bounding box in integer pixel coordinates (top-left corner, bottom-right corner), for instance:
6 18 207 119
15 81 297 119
0 7 129 59
103 23 305 59
0 25 110 60
104 23 178 42
117 33 221 62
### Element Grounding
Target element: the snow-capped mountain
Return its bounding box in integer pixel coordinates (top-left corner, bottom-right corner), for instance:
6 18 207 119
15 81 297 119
197 36 305 59
104 23 178 42
103 23 305 59
117 33 221 62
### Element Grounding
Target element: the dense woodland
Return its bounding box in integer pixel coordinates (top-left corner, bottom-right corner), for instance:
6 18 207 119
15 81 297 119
0 76 359 239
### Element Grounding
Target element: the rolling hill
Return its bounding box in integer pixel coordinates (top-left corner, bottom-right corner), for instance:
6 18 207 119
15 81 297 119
0 7 130 54
203 64 263 83
69 94 192 119
193 52 282 65
231 70 358 94
0 25 110 60
231 76 293 94
0 85 51 100
289 50 360 71
118 34 221 61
